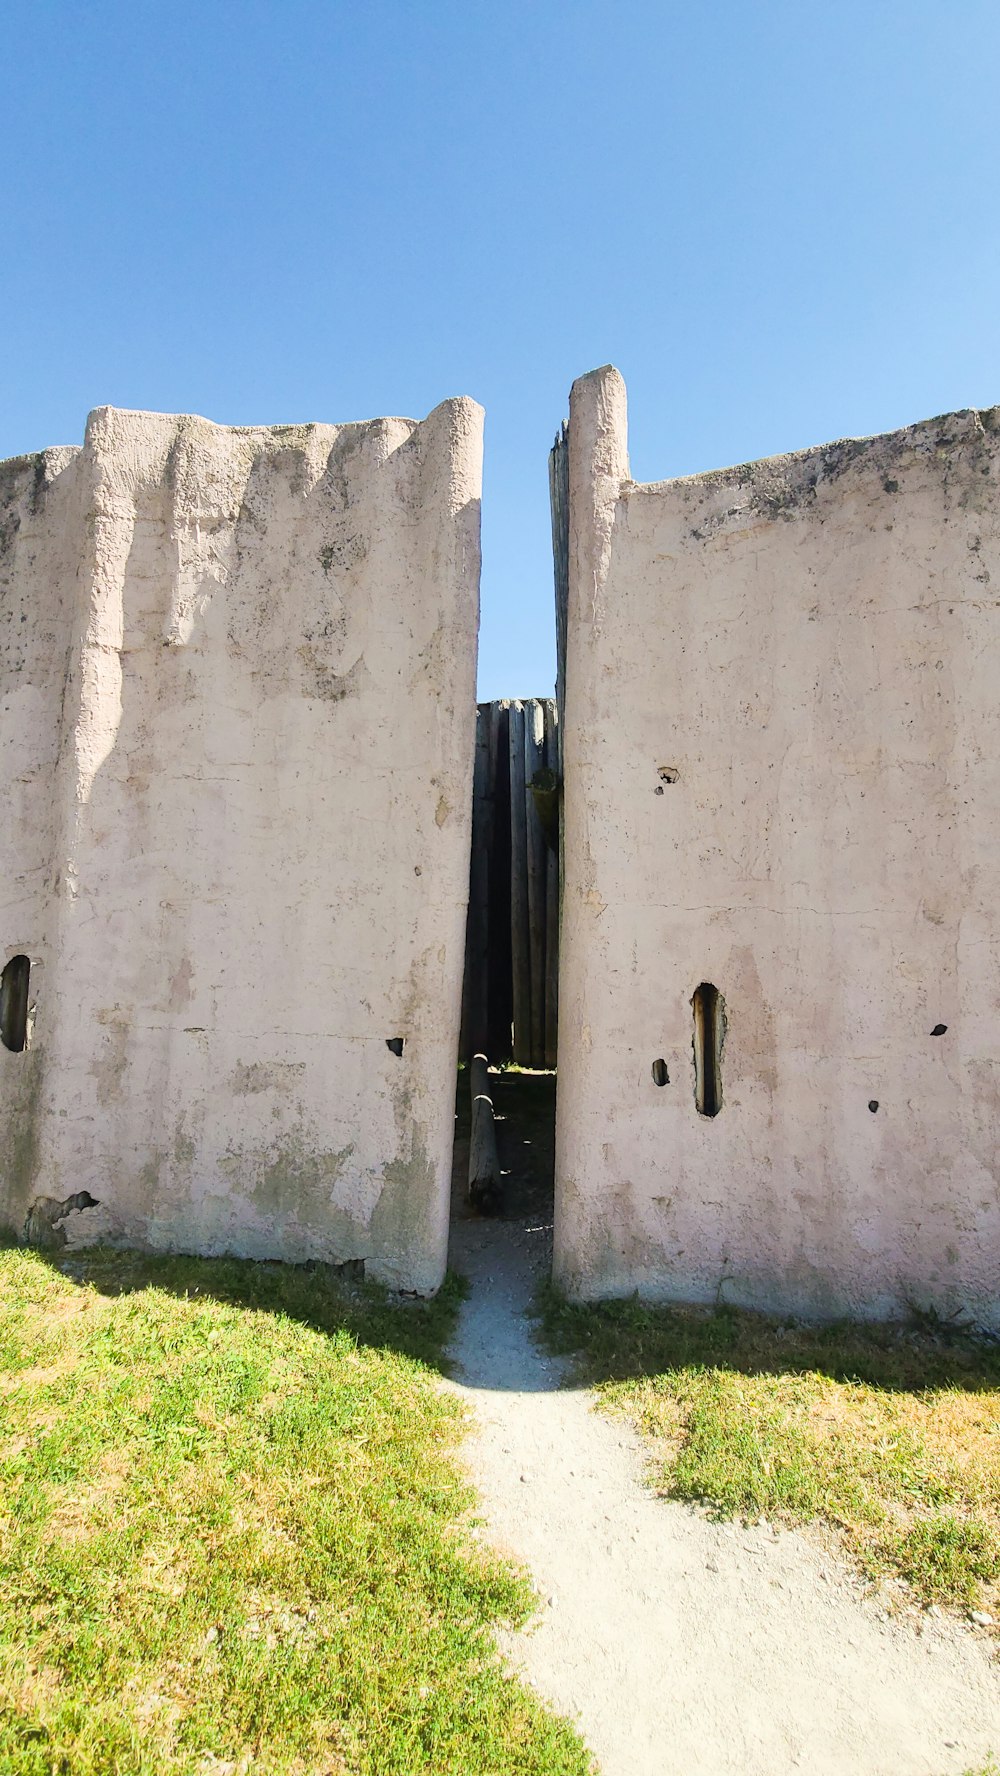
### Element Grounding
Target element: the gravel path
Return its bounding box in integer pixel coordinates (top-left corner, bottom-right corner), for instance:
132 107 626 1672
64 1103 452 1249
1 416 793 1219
445 1201 1000 1776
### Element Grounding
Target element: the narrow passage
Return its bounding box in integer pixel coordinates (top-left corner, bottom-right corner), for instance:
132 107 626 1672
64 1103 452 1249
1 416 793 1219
444 1081 1000 1776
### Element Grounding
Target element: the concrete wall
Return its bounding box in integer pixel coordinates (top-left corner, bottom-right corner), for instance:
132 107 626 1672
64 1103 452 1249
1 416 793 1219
0 399 482 1291
0 444 84 1217
555 365 1000 1325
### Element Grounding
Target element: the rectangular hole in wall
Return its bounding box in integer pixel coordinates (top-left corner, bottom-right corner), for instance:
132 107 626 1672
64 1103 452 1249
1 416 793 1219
692 981 724 1117
1 955 31 1053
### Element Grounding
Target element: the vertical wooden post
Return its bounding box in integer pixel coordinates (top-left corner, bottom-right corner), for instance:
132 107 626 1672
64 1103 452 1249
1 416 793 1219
549 422 569 751
461 697 560 1074
460 704 492 1061
469 1053 503 1214
549 425 570 995
508 699 531 1066
524 698 547 1068
544 702 560 1068
486 701 514 1062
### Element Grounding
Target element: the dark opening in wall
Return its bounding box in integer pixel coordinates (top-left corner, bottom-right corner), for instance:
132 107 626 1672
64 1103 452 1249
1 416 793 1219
692 982 724 1117
1 956 31 1053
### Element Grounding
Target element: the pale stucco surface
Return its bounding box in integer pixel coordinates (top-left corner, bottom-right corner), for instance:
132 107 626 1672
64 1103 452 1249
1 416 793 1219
0 399 482 1291
555 365 1000 1323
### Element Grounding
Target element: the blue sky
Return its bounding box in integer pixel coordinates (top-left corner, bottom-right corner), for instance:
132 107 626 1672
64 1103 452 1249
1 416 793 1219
3 2 998 698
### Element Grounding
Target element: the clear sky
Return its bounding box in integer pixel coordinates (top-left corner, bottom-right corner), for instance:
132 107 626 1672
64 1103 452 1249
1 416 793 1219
3 2 998 699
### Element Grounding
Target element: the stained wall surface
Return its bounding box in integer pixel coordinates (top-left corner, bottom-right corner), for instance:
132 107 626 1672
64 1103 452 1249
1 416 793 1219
0 400 482 1291
0 444 84 1215
555 365 1000 1324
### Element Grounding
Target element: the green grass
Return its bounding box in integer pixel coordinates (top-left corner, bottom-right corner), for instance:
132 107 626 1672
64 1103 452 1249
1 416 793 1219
0 1246 592 1775
538 1286 1000 1619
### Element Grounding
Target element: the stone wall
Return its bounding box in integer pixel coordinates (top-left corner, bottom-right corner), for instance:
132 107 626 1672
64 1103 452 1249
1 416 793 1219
555 365 1000 1325
0 399 482 1291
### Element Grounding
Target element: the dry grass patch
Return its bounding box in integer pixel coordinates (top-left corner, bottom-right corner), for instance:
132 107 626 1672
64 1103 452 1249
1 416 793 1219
0 1246 592 1775
538 1287 1000 1622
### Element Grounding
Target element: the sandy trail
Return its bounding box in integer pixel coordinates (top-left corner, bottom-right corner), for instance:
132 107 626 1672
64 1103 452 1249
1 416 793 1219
445 1201 1000 1776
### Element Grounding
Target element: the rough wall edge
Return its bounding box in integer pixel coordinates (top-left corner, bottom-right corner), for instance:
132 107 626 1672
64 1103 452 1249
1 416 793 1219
1 397 484 476
553 367 630 1293
630 403 1000 503
80 401 451 441
408 393 484 1297
0 445 82 479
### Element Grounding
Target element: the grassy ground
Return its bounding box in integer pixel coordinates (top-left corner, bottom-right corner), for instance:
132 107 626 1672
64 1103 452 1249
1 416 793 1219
0 1245 592 1776
538 1287 1000 1624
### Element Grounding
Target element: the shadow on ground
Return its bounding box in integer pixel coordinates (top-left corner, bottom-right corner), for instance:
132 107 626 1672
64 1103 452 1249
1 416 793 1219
538 1267 1000 1399
6 1068 561 1384
11 1242 465 1374
452 1066 1000 1398
17 1061 998 1399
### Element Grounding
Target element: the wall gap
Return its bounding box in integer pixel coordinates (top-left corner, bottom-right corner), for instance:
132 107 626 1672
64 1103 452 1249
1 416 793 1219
450 426 568 1262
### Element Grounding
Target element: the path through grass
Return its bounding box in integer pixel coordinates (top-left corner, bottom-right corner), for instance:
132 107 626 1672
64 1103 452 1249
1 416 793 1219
0 1246 592 1775
539 1288 1000 1623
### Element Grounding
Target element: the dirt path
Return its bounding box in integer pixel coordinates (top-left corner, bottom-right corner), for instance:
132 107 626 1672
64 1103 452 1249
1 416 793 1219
445 1189 1000 1775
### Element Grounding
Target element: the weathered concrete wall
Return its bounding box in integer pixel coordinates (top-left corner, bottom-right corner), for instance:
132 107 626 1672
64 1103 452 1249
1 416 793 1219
555 365 1000 1325
1 399 482 1290
0 445 83 1223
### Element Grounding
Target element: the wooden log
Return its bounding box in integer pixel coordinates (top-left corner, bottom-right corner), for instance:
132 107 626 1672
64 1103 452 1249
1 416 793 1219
529 766 559 851
468 1053 503 1215
549 422 569 751
461 703 479 1051
460 705 491 1060
508 700 531 1066
486 701 514 1062
544 702 560 1068
549 429 569 961
524 698 547 1069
